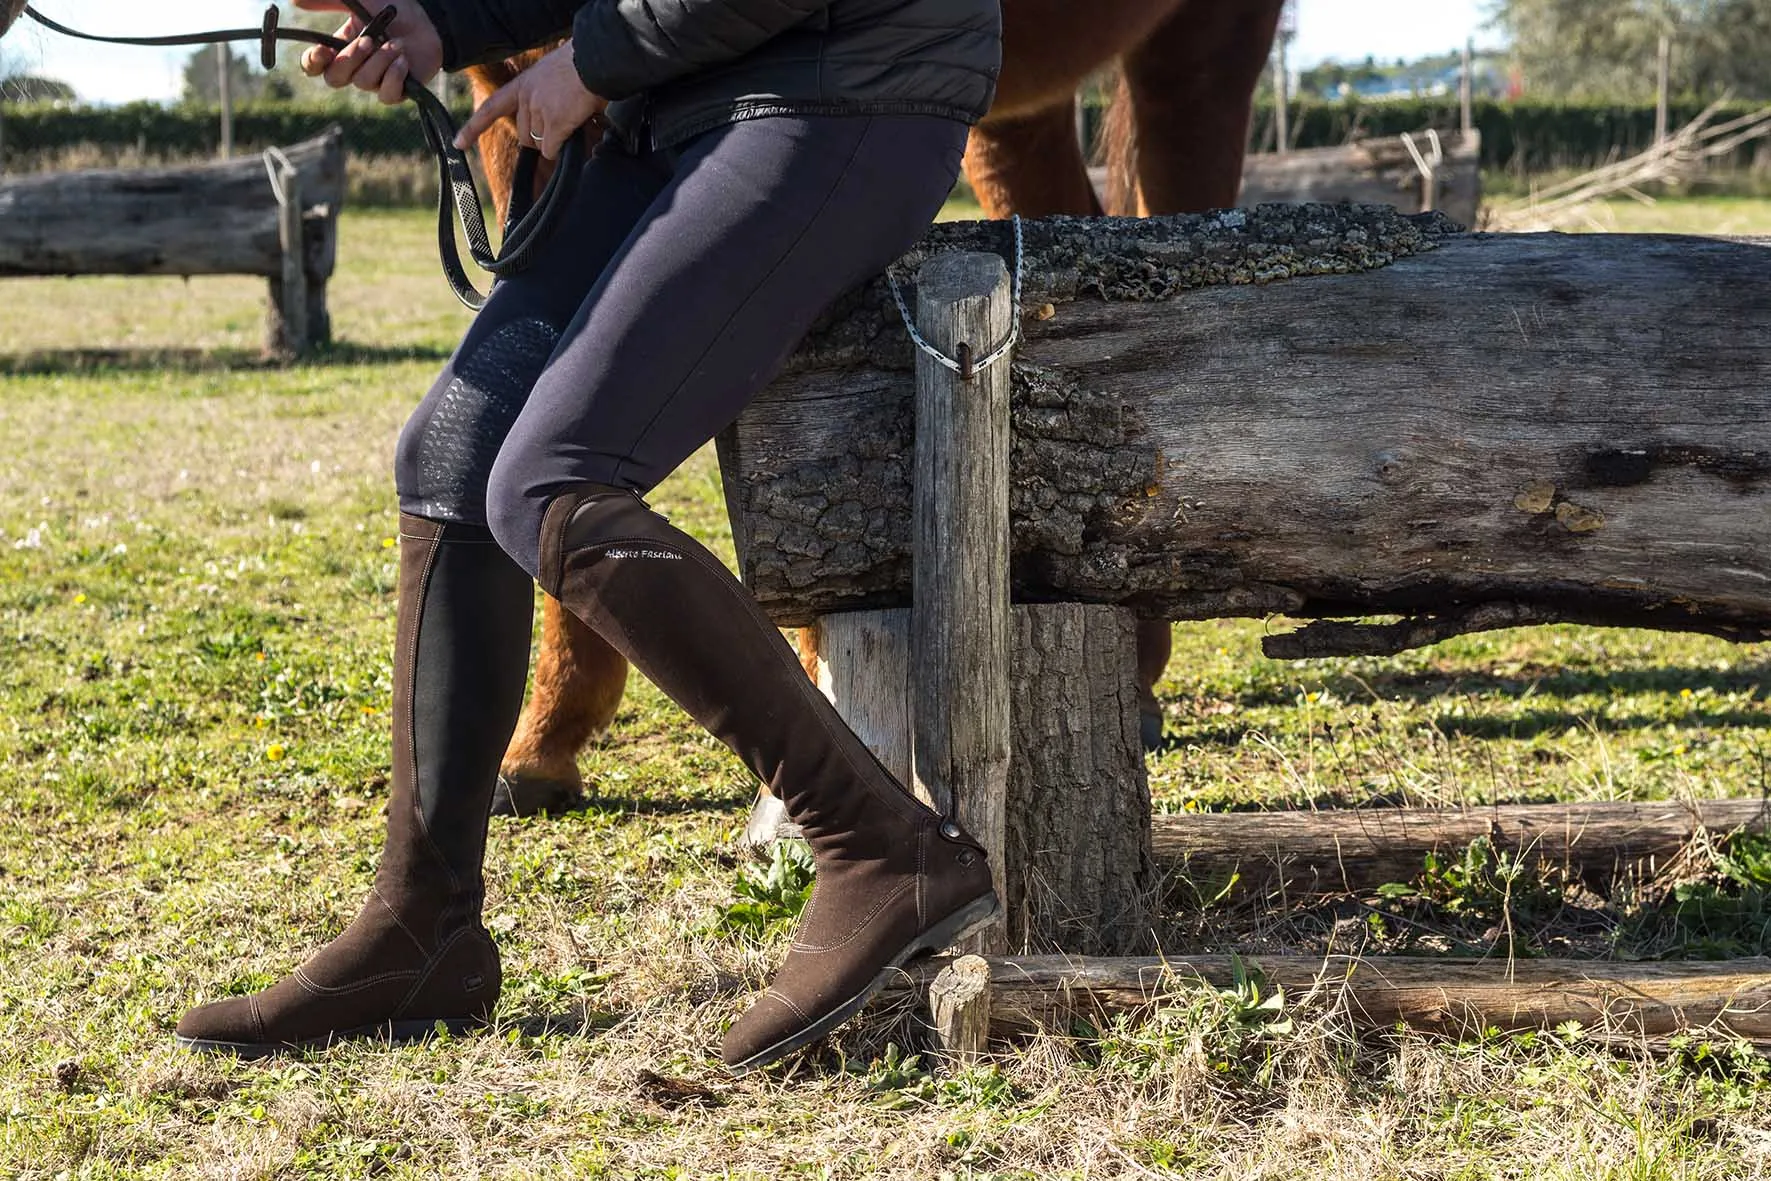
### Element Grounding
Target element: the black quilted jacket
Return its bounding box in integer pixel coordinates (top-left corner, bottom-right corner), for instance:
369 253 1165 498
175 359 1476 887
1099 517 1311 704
414 0 1000 148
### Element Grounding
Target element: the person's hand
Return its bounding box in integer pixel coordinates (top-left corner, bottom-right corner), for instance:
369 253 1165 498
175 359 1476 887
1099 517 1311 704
454 42 608 161
292 0 444 105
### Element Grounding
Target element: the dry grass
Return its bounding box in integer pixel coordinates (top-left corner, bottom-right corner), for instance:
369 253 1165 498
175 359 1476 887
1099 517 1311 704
3 204 1771 1178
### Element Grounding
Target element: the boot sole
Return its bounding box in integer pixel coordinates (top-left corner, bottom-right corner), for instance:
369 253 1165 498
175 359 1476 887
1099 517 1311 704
174 1017 484 1060
727 891 1002 1074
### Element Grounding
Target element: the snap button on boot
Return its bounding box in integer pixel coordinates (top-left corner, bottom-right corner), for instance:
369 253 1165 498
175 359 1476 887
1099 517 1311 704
940 821 962 840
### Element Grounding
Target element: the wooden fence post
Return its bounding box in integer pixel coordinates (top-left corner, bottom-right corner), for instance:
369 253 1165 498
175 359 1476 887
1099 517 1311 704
912 252 1013 955
267 153 308 359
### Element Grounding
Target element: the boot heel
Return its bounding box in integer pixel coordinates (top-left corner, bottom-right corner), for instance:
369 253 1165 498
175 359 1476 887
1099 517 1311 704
906 892 1001 960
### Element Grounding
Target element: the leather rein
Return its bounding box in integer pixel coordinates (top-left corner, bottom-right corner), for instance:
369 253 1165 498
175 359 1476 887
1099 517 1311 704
22 1 579 310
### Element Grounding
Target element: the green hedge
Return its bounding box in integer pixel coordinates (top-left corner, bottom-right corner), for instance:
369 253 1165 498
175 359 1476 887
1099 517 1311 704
0 100 475 159
1066 97 1767 174
5 97 1767 175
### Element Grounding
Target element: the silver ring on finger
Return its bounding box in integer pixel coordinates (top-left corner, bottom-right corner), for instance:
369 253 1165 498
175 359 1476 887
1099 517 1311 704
530 131 545 142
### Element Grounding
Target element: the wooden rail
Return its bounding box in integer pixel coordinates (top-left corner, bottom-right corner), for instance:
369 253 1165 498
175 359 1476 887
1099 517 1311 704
0 127 344 357
886 953 1771 1057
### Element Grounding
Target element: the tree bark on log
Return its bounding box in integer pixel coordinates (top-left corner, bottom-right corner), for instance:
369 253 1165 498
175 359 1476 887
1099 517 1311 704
720 209 1771 655
1155 798 1771 897
0 128 345 279
1007 604 1154 953
878 953 1771 1044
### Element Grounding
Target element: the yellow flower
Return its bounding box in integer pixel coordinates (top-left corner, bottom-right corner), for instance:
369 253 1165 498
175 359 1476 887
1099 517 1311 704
73 593 87 605
1679 688 1694 699
382 537 396 549
266 744 287 761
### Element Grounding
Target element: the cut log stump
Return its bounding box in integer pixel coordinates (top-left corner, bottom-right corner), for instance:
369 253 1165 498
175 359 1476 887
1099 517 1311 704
879 954 1771 1046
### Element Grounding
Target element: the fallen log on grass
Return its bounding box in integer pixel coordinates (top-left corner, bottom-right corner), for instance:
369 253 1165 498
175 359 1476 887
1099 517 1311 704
722 206 1771 658
882 953 1771 1054
1240 129 1482 229
1157 798 1771 897
755 797 1770 900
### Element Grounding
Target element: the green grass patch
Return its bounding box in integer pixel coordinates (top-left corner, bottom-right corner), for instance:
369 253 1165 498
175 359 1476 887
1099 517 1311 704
2 203 1770 1177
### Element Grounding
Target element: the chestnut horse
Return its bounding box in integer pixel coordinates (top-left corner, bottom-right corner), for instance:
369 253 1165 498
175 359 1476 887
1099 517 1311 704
478 0 1286 814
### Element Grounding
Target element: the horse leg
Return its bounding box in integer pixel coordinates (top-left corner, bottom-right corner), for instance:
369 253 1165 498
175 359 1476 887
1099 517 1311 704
495 595 629 815
738 621 826 848
965 102 1104 219
1120 0 1286 215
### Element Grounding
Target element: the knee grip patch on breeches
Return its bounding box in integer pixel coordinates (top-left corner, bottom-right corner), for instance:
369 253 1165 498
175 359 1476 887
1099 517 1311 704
401 318 561 523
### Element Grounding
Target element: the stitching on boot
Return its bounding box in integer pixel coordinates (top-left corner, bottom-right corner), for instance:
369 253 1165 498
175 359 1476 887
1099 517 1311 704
292 965 422 996
761 987 813 1024
790 878 914 953
249 995 267 1044
392 927 489 1020
370 886 430 957
917 826 927 928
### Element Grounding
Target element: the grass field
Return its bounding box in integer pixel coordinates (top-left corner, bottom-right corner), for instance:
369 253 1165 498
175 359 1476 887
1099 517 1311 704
3 199 1771 1178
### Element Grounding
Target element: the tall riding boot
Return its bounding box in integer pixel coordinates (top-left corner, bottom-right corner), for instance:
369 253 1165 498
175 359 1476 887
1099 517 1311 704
176 516 533 1056
536 485 999 1072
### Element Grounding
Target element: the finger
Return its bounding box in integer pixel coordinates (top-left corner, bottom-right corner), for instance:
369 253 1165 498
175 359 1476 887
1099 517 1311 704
455 85 519 150
378 56 410 106
546 125 579 162
352 40 403 93
302 16 360 77
323 29 383 88
301 44 335 76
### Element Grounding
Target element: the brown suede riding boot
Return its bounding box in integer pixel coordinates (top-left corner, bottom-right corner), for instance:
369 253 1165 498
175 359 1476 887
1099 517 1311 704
537 485 999 1072
176 516 533 1057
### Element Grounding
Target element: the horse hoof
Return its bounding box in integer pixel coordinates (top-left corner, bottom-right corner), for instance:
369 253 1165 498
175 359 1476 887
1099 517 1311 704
491 774 584 818
1140 710 1165 753
739 792 801 853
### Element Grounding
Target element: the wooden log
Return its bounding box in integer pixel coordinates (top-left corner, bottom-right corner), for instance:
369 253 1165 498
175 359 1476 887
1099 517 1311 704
1155 798 1771 897
722 209 1771 651
266 155 307 359
880 953 1771 1044
0 128 345 279
929 954 994 1064
1241 131 1483 229
1007 604 1154 953
911 252 1014 954
756 793 1765 898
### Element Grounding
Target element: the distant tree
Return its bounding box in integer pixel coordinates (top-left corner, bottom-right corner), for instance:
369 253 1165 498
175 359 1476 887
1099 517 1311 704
1491 0 1771 99
181 44 263 105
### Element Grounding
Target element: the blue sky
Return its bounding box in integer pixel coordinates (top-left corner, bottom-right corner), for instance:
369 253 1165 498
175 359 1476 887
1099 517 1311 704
2 0 1504 104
